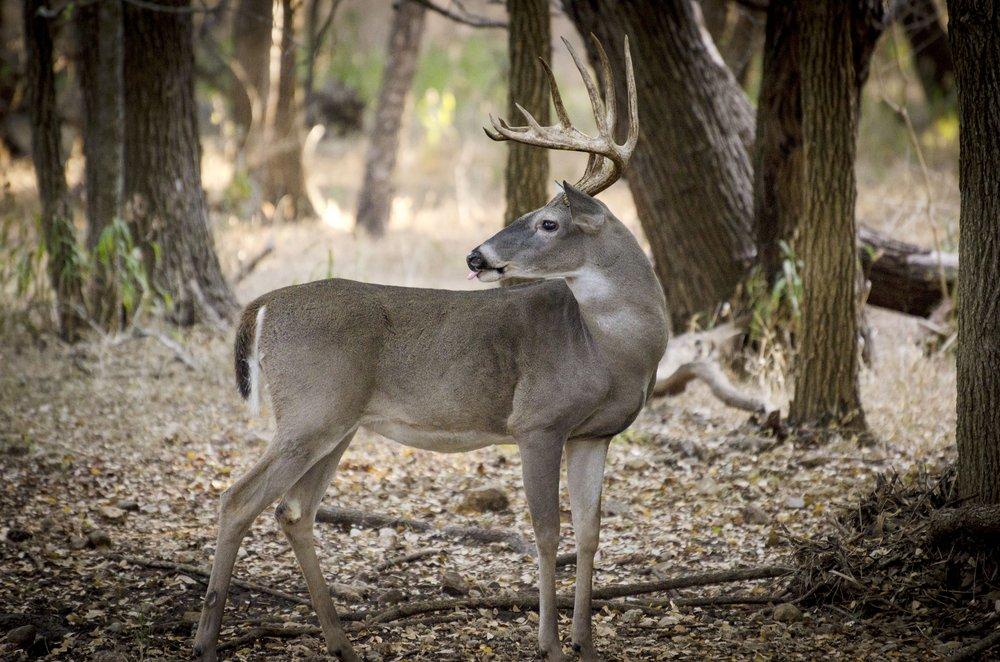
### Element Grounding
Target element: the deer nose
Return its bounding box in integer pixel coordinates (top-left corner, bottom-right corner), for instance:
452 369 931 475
466 249 485 272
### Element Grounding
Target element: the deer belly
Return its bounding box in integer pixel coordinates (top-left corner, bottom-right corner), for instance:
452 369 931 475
362 416 513 453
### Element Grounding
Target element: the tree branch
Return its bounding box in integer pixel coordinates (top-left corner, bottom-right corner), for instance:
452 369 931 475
404 0 507 28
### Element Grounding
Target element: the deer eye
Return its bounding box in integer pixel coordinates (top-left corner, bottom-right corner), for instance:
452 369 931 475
541 220 559 232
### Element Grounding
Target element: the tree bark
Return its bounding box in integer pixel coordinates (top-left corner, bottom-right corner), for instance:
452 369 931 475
503 0 550 224
355 0 426 236
77 0 124 327
899 0 955 105
231 0 272 145
259 0 310 220
949 0 1000 503
562 0 756 328
788 0 866 430
699 0 763 87
23 0 84 341
860 224 956 316
123 0 238 326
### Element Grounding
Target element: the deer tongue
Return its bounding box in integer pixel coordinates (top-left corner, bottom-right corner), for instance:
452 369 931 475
467 271 479 281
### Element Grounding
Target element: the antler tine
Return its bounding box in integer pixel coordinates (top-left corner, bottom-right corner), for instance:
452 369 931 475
622 35 639 153
514 102 547 135
561 36 609 136
538 57 572 129
589 33 616 134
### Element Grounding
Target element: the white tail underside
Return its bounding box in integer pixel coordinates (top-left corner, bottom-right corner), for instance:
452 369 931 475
248 305 267 416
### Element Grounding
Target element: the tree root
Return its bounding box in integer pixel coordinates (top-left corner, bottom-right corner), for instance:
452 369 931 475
946 627 1000 662
315 506 577 567
927 505 1000 545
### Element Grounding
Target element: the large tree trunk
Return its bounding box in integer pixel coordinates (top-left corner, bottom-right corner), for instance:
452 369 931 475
562 0 756 328
123 0 237 326
355 0 426 236
949 0 1000 504
230 0 272 146
899 0 955 105
77 0 124 327
23 0 84 341
503 0 550 224
754 0 887 284
788 0 866 430
259 0 310 220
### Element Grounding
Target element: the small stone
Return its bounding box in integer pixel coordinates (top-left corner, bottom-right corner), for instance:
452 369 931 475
331 583 364 603
377 527 397 548
183 611 201 623
87 529 112 549
6 528 31 543
377 588 406 605
441 570 470 596
740 505 769 525
620 608 643 624
657 615 679 628
69 535 87 550
5 624 36 649
107 621 124 635
117 500 140 512
460 487 510 514
784 496 805 510
772 603 802 623
100 506 127 522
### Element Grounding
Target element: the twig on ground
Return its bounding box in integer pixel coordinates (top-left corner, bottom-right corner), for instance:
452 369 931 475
946 627 1000 662
133 326 199 370
316 506 577 567
119 555 310 606
375 547 446 572
234 240 276 284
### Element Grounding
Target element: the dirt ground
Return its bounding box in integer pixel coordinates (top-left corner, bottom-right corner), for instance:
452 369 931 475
0 140 962 659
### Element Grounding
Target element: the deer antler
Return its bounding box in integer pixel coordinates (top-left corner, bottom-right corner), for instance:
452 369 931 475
484 34 638 198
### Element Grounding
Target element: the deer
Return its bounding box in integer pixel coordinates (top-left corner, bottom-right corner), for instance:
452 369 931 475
193 35 666 662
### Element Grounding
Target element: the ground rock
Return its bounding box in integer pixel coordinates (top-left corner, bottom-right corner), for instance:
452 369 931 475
5 624 36 649
460 487 510 513
773 603 803 623
441 570 470 596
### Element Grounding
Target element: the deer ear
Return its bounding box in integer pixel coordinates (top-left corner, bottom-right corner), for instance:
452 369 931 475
563 181 606 234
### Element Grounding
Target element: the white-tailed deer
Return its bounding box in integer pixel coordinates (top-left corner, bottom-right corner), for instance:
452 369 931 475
193 36 666 661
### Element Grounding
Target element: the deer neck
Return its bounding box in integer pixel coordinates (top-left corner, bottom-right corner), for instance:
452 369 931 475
563 231 668 373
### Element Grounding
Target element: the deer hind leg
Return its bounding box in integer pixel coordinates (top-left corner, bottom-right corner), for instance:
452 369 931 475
274 431 358 661
518 434 567 661
192 428 337 662
566 437 610 662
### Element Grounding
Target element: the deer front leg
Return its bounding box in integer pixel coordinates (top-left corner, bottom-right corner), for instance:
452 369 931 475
274 433 359 662
518 434 566 661
565 437 610 661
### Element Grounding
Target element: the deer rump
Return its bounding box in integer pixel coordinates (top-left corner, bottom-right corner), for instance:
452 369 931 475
234 277 641 451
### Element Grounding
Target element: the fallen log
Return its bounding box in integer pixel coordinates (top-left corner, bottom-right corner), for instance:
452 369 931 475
859 224 956 317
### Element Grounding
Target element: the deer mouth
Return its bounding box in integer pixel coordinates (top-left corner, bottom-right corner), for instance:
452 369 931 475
467 265 506 282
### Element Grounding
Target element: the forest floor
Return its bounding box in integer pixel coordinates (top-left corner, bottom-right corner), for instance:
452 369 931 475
0 147 971 659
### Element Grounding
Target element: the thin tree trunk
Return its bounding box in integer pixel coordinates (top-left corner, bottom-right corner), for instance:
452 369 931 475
562 0 756 328
355 0 426 236
899 0 955 105
949 0 1000 503
699 0 763 88
260 0 310 220
231 0 272 146
788 0 866 430
123 0 238 326
23 0 84 341
304 0 342 122
77 0 124 327
504 0 550 224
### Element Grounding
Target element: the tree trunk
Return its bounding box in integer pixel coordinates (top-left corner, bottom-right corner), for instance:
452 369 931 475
949 0 1000 504
23 0 84 341
259 0 310 220
503 0 550 224
231 0 272 145
899 0 955 105
304 0 343 123
77 0 124 327
788 0 866 430
754 0 887 285
562 0 756 328
355 0 426 236
699 0 763 88
123 0 238 326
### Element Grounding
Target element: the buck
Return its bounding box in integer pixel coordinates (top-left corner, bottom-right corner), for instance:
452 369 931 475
193 36 667 661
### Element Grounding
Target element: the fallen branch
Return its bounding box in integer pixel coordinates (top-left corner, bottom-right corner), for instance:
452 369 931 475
926 505 1000 545
625 593 785 609
133 326 198 370
407 0 507 28
315 506 577 567
653 360 772 415
234 240 275 284
218 624 321 652
375 547 445 572
120 555 310 606
947 627 1000 662
591 565 791 600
